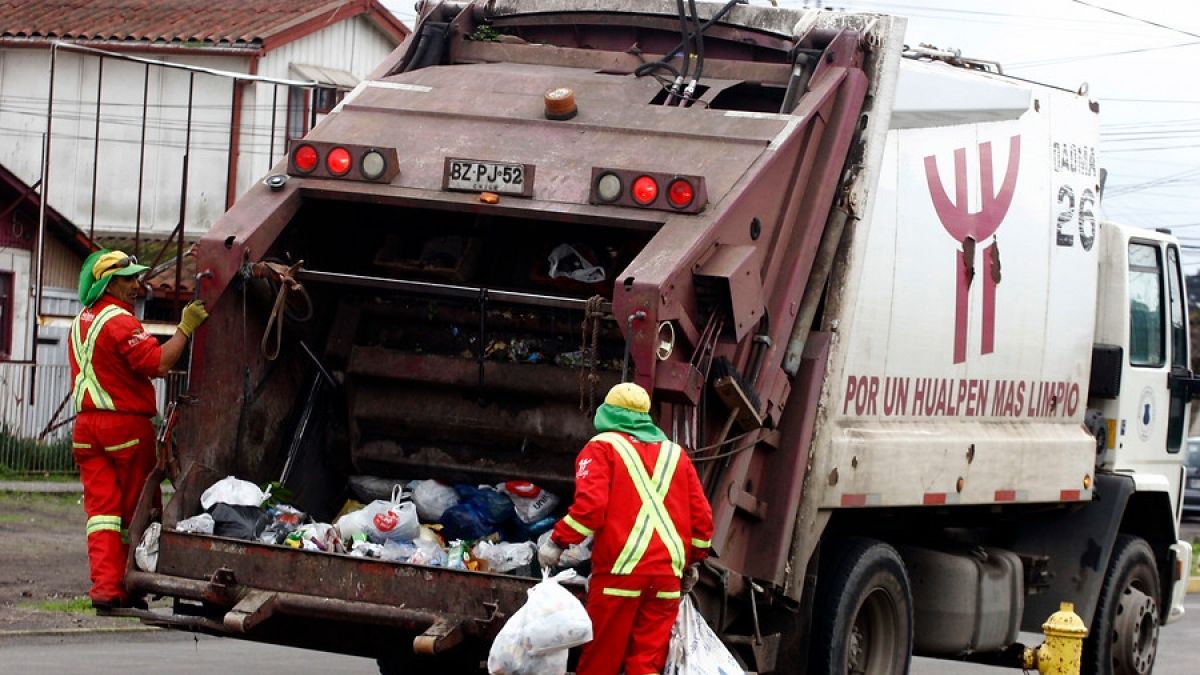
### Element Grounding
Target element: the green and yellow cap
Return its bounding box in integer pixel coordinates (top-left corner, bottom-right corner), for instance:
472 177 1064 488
78 249 149 307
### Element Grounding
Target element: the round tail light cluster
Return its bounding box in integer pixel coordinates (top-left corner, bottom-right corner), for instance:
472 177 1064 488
589 168 705 213
288 142 398 183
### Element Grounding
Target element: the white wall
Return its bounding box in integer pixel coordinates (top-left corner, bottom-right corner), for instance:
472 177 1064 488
0 247 31 362
0 17 398 239
0 48 251 238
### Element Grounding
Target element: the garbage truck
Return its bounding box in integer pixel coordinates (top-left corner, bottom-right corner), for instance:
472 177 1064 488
114 2 1196 674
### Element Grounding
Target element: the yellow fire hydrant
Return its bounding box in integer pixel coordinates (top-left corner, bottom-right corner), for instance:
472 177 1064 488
1022 602 1088 675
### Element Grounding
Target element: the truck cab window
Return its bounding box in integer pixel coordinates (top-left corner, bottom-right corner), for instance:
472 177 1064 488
1128 242 1165 367
1167 245 1188 452
1167 246 1187 369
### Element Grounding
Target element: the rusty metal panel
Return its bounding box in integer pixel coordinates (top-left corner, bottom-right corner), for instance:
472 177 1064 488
321 67 783 203
694 244 765 342
654 360 704 406
456 40 793 85
153 530 540 633
348 347 618 400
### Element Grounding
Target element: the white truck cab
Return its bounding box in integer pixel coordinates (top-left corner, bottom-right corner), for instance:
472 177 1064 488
1093 221 1195 622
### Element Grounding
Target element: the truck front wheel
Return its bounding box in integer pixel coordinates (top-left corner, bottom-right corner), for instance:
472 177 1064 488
809 538 913 675
1082 534 1161 675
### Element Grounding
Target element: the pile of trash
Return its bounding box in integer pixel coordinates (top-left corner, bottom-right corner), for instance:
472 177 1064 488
178 475 590 577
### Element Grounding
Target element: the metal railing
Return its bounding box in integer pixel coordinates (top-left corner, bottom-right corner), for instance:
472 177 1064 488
0 362 184 475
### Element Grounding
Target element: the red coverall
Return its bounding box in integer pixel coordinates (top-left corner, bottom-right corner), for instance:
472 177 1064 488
551 431 714 675
68 296 162 604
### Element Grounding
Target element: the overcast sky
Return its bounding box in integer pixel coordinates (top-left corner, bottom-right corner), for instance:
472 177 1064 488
380 0 1200 267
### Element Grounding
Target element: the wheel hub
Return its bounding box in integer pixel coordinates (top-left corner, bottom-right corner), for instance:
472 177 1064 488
1112 585 1158 675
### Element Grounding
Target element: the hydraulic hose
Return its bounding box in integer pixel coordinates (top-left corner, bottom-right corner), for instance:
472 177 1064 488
667 0 692 104
683 0 706 102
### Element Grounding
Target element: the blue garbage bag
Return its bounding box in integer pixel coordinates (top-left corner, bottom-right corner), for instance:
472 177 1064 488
453 485 515 524
440 501 497 540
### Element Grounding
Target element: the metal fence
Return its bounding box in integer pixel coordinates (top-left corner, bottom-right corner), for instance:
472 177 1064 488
0 362 184 475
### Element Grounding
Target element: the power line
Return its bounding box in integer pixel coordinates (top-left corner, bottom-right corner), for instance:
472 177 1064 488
1071 0 1200 40
1010 40 1200 68
1100 97 1200 103
1105 143 1200 153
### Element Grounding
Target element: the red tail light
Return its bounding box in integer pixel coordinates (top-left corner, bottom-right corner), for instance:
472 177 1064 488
326 147 352 176
632 176 659 205
667 179 695 209
293 144 318 173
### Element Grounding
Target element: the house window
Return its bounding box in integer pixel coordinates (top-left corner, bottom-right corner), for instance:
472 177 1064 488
0 272 13 360
288 64 359 138
314 87 344 115
287 86 310 141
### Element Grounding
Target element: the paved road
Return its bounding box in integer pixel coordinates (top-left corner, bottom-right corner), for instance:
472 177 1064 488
3 596 1197 674
911 596 1200 674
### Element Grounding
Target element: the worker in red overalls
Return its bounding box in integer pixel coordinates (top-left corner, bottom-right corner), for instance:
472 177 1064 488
70 250 208 609
539 382 714 675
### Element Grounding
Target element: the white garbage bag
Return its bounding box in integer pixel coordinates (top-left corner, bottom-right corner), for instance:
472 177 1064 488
474 540 537 573
488 569 593 675
501 481 561 524
412 479 460 522
547 244 606 283
664 597 745 675
200 476 267 510
175 513 215 534
336 499 419 543
135 523 161 572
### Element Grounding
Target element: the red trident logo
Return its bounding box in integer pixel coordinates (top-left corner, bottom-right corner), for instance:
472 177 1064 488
923 136 1021 364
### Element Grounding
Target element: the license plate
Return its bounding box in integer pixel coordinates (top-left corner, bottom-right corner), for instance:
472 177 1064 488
444 158 534 197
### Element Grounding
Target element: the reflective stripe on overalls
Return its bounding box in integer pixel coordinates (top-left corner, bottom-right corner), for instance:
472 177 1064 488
70 305 128 413
596 432 687 577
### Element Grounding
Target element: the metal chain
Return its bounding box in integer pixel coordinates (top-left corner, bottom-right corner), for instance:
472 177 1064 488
579 295 605 414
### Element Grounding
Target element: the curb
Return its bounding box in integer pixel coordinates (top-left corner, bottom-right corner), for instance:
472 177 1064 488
0 481 83 493
0 625 161 638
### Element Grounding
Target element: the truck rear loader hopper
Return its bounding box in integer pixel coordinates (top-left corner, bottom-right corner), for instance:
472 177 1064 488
115 3 1195 675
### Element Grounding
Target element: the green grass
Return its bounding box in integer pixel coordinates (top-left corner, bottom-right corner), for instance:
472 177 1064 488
20 594 141 622
1193 542 1199 576
22 595 95 615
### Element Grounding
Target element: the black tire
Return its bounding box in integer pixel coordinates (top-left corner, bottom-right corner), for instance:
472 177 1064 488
1082 534 1161 675
809 538 913 675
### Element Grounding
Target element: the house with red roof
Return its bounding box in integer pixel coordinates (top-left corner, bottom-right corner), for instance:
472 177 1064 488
0 2 409 465
0 0 409 243
0 0 408 350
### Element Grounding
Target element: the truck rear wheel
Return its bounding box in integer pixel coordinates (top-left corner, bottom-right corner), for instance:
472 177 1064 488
809 538 913 675
1082 534 1161 675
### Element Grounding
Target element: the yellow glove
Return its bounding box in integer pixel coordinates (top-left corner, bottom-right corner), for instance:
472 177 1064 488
178 300 209 338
